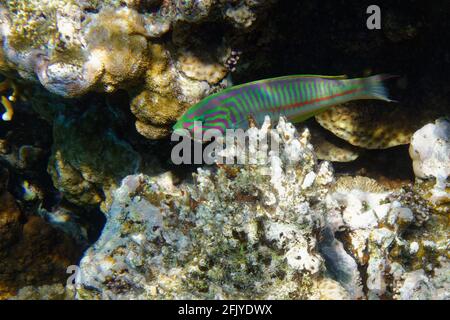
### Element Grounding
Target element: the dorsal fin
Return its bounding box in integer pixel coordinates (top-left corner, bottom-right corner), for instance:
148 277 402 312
296 74 348 80
212 74 350 96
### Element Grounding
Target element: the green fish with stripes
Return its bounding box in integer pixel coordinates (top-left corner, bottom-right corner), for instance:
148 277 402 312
173 74 395 139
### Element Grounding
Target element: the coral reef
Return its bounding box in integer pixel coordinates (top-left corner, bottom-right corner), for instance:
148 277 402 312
73 118 448 300
0 0 448 301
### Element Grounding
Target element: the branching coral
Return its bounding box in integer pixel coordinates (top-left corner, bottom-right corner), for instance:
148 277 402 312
0 78 19 121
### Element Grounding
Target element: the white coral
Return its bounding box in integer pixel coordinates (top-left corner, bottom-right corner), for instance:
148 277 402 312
409 118 450 204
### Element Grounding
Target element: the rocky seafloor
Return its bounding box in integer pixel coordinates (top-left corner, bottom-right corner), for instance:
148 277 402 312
0 0 449 300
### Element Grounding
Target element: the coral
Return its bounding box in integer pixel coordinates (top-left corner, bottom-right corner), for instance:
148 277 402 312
130 43 229 139
9 283 75 300
315 101 417 149
178 51 228 84
308 122 362 162
314 93 448 152
74 117 449 300
48 104 141 211
0 0 276 139
309 278 351 300
81 7 149 93
324 175 448 299
409 118 450 209
394 262 450 300
75 118 335 299
0 142 45 171
129 43 188 139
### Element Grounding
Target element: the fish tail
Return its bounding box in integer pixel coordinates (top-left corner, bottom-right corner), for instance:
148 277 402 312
358 74 397 102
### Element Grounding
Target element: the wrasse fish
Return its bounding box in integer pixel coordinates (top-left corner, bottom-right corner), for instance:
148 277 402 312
173 74 395 138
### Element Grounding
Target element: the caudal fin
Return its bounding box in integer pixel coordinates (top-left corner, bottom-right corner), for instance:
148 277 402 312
360 74 397 102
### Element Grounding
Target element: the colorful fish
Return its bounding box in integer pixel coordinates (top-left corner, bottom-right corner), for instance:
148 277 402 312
173 74 394 138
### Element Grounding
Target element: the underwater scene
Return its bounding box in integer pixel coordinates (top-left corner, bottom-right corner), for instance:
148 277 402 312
0 0 448 301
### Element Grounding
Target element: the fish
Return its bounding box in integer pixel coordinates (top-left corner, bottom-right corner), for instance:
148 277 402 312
173 74 395 139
